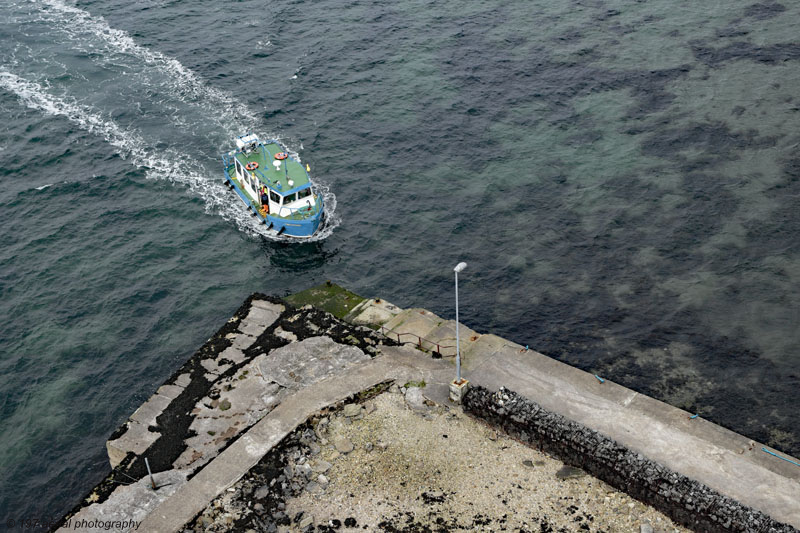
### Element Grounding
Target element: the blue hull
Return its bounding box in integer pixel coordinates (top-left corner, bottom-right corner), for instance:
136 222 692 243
223 168 323 238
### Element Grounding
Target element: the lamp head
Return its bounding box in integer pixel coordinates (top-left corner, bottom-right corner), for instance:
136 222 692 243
454 262 467 273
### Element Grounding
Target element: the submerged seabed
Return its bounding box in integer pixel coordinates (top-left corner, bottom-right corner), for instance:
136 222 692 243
1 0 799 523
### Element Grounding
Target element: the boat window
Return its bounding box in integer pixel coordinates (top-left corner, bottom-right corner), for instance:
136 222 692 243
235 160 243 175
298 188 311 200
284 193 297 204
270 190 280 203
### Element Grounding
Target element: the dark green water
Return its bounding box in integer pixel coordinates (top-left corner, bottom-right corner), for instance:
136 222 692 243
2 0 799 523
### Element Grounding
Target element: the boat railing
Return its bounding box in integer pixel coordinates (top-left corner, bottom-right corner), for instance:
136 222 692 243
222 149 322 221
278 194 323 219
252 167 271 186
221 151 272 184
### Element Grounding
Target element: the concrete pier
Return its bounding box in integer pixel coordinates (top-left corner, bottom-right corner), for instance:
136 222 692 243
58 286 800 532
355 298 800 529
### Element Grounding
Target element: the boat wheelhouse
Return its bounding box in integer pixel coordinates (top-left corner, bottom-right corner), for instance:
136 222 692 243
222 134 324 238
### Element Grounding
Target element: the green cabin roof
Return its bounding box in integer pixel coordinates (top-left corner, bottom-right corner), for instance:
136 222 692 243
234 141 310 195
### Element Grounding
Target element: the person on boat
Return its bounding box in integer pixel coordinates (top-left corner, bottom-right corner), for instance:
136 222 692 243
260 185 269 206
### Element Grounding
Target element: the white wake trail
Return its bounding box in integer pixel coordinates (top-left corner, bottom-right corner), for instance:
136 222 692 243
8 1 340 240
32 0 259 136
0 71 272 237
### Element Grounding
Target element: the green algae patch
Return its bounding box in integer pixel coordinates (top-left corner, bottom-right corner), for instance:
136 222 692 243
355 381 392 403
286 282 366 319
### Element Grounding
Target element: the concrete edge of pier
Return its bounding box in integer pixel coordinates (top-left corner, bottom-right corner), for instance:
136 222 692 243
56 284 800 532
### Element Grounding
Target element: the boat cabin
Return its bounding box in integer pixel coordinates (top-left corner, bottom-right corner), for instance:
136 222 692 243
230 134 316 217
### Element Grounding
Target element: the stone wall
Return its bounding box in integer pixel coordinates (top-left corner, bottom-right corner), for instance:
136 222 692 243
462 386 796 533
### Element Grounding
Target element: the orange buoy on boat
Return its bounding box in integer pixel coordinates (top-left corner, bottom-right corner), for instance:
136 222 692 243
225 134 325 238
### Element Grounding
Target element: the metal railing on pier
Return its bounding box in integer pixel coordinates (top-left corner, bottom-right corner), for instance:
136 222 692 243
378 325 456 357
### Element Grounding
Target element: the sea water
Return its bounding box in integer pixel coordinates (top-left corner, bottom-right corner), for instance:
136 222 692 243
1 0 799 522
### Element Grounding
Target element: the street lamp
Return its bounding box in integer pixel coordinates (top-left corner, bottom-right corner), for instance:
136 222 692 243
454 262 467 382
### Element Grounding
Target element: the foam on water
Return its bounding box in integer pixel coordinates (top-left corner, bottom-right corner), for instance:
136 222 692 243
31 0 259 137
0 71 338 240
4 0 339 240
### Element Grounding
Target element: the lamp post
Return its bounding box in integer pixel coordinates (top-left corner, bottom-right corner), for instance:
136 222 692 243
454 262 467 382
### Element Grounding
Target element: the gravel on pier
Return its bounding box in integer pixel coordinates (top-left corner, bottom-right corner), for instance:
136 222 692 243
259 386 688 532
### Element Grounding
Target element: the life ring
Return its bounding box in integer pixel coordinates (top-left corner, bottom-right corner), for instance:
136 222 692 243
245 162 259 171
274 152 288 160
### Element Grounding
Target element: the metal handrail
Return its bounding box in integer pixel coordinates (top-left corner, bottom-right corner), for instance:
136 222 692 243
278 194 323 219
379 325 456 357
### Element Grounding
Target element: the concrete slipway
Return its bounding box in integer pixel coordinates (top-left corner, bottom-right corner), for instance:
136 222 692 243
58 289 799 532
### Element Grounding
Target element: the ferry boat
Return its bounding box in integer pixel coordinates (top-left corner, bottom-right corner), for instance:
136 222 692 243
222 134 324 238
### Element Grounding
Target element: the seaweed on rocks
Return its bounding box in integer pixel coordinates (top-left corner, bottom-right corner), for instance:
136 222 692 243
125 295 287 477
55 293 397 531
52 295 270 530
272 303 393 356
